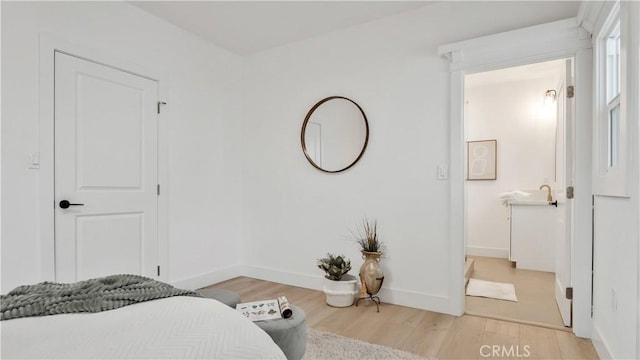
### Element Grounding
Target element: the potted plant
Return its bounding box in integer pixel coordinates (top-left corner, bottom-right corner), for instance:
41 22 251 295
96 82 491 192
317 253 358 307
353 218 384 297
354 218 383 253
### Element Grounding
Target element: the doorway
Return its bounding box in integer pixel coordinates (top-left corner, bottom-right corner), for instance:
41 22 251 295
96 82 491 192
463 59 572 329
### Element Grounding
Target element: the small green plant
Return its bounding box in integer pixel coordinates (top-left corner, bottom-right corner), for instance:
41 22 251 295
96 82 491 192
352 218 383 253
317 253 352 281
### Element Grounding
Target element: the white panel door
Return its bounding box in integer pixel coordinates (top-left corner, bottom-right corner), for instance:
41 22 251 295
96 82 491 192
54 52 159 282
555 59 574 327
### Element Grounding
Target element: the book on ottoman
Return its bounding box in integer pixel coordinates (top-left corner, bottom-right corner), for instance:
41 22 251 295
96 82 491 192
236 296 292 321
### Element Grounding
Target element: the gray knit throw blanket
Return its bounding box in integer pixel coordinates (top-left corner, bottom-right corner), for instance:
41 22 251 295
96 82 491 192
0 274 201 321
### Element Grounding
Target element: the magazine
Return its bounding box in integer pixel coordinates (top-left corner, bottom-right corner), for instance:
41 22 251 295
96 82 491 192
236 296 292 321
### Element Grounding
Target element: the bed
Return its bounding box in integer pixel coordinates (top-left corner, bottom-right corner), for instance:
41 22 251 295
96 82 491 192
1 278 286 359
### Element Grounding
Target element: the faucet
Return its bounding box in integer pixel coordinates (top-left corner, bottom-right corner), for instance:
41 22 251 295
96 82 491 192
539 184 553 202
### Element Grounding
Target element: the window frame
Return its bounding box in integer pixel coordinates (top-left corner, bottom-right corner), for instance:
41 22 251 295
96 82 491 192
594 2 629 197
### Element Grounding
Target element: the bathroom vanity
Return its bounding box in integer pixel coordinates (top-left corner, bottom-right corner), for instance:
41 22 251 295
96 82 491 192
508 201 556 272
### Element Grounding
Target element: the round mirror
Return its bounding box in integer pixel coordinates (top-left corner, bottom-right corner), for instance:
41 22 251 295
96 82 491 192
301 96 369 173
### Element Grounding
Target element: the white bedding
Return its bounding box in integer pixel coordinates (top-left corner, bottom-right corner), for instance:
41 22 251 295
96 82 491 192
1 296 286 359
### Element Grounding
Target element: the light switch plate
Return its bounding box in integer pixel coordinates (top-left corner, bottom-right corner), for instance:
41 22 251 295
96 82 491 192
437 165 448 180
28 152 40 169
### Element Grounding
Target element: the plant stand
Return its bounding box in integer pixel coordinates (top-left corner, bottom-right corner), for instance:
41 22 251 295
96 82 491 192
355 276 384 312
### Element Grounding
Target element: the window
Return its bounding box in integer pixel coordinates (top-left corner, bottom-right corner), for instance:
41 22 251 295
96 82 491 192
605 23 621 102
594 1 630 198
605 22 621 168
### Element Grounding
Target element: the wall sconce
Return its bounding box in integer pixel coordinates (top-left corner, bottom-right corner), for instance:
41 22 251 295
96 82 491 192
544 89 557 104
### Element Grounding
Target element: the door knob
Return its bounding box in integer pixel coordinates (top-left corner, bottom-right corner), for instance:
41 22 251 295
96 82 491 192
59 200 84 209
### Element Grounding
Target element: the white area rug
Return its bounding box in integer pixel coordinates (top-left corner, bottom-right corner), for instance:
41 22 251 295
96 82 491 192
466 278 518 302
304 328 429 360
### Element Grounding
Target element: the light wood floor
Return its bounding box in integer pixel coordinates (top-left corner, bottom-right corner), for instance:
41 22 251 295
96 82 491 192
466 256 565 329
202 277 598 359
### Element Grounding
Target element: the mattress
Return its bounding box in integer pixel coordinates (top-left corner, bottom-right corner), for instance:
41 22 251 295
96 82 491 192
1 296 286 359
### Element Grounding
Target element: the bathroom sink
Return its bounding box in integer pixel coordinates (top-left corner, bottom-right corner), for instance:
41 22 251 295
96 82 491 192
507 199 550 206
506 189 553 206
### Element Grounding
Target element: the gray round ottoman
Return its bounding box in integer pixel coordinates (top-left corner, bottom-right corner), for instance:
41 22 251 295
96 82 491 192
197 288 241 308
254 305 307 360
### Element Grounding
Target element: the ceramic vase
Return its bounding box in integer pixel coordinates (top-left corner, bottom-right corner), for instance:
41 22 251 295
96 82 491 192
359 251 384 295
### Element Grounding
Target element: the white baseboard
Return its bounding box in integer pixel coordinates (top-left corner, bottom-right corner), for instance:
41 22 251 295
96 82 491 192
242 265 324 291
171 265 459 316
170 265 244 290
465 246 508 258
591 324 613 359
376 286 452 315
242 265 455 315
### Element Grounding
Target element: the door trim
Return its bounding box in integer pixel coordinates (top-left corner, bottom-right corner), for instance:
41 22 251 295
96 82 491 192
38 34 170 282
438 18 594 337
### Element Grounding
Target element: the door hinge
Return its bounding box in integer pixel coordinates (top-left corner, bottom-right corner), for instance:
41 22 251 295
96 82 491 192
566 287 573 300
157 184 160 195
157 101 166 114
157 266 161 276
567 85 575 98
566 186 574 199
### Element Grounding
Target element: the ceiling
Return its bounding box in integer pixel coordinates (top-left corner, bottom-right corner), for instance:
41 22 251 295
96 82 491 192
130 1 431 55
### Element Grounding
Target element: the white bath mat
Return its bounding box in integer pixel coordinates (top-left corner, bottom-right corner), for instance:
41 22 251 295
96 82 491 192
466 278 518 302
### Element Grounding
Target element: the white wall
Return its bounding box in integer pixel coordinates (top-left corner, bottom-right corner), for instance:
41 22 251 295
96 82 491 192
465 67 563 258
593 197 639 357
0 0 586 319
1 1 245 292
239 2 580 314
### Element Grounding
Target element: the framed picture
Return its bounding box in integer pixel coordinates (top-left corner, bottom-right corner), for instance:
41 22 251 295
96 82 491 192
467 139 497 180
